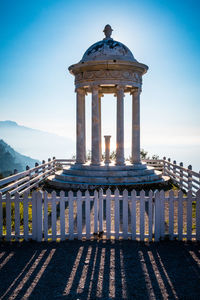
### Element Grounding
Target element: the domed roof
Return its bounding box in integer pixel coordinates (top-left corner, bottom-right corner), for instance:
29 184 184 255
81 25 137 63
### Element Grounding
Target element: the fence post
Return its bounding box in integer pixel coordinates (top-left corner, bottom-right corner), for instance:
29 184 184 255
163 157 166 175
179 162 183 188
168 158 171 174
48 158 51 172
35 162 39 188
26 165 31 190
188 165 193 191
173 160 176 183
196 190 200 241
52 157 56 174
42 160 45 179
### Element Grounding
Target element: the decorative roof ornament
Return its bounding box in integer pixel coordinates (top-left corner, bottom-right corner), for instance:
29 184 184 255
103 24 113 40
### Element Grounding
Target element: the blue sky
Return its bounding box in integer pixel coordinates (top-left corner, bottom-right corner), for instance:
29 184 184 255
0 0 200 168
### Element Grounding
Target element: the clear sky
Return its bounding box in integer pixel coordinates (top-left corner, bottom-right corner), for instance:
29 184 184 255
0 0 200 169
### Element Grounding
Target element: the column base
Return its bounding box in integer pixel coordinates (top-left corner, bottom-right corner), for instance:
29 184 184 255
115 161 125 166
91 162 101 166
75 161 85 166
132 161 141 165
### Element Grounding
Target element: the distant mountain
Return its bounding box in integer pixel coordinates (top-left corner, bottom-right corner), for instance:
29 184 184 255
0 139 40 177
0 120 75 161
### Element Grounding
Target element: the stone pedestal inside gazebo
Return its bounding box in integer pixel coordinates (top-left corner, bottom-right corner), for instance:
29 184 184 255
47 25 169 190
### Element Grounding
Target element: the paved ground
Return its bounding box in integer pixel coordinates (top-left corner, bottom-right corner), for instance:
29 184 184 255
0 240 200 299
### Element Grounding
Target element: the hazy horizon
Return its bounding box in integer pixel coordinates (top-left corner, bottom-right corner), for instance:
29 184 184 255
1 119 199 172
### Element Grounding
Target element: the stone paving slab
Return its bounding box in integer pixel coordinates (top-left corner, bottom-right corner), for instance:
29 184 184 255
0 240 200 299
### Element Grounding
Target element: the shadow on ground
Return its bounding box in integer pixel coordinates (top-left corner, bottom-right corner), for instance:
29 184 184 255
0 240 200 299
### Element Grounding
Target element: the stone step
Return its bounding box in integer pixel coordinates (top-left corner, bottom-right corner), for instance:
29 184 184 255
47 175 168 189
62 167 154 177
69 162 148 171
55 172 162 184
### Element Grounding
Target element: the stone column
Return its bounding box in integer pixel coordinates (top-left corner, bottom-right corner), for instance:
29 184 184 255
104 135 111 164
132 88 141 164
91 86 100 165
76 88 86 164
116 85 125 165
99 94 102 161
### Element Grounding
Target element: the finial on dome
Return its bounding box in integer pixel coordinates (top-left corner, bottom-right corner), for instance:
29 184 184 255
103 24 113 40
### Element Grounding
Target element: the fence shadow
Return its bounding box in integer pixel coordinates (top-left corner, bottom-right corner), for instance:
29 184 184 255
0 241 200 299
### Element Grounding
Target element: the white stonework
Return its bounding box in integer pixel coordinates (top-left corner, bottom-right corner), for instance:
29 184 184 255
48 25 167 188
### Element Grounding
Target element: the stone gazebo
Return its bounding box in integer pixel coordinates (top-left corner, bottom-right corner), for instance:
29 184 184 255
48 25 166 189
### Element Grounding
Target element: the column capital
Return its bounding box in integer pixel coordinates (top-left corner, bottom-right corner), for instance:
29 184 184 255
116 85 125 100
116 85 125 92
130 87 141 96
91 85 101 93
75 87 87 95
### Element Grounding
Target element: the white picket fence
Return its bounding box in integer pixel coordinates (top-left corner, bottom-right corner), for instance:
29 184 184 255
1 189 200 242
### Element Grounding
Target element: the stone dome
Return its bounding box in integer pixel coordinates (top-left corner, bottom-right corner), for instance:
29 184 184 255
80 25 137 63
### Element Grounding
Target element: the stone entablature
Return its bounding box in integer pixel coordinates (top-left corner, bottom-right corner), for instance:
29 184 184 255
69 60 147 90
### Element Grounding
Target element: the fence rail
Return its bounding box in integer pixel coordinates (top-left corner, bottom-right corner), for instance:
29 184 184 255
0 157 200 196
0 189 200 242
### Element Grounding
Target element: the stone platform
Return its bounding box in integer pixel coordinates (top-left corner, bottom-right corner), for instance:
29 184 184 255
47 161 169 190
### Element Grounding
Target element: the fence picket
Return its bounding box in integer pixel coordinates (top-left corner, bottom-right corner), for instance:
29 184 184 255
114 189 120 239
140 190 145 241
68 191 74 240
6 193 11 241
196 190 200 241
14 193 20 239
123 190 128 239
169 190 174 240
94 190 98 235
187 191 192 241
99 189 103 233
43 191 48 241
160 190 165 239
178 191 183 240
23 192 29 241
106 189 111 239
148 191 153 241
51 191 57 241
155 191 160 241
77 190 82 240
32 191 37 240
60 191 65 241
36 191 43 242
131 190 136 240
85 190 90 240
